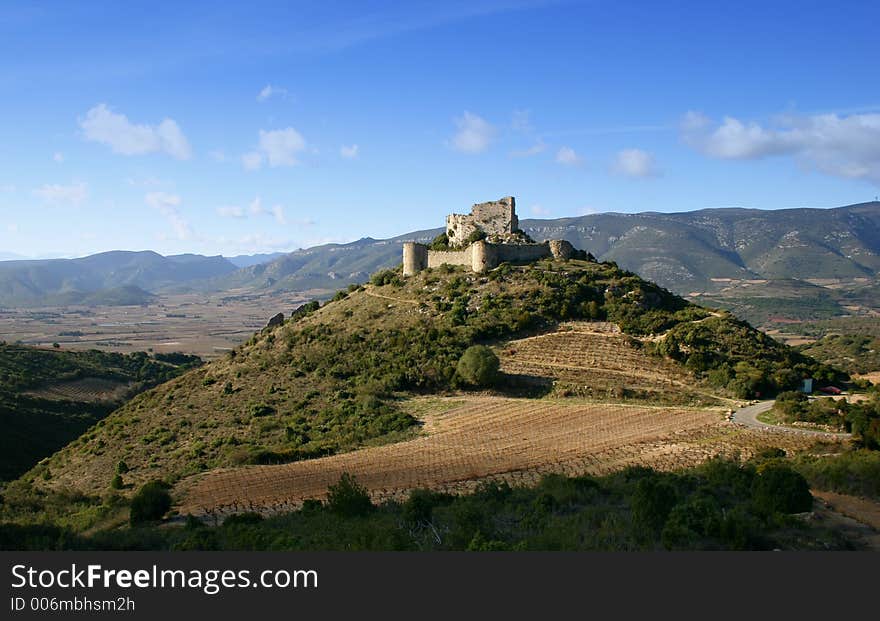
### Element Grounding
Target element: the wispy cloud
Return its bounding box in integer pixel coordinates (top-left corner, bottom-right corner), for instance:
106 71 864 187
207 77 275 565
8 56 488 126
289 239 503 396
145 192 192 240
257 84 290 102
216 205 245 218
511 109 534 133
680 110 880 184
612 148 660 178
530 204 551 216
80 104 191 160
510 140 545 158
555 146 582 166
340 144 359 159
542 123 673 138
217 196 287 225
33 181 88 205
242 127 307 170
450 111 495 153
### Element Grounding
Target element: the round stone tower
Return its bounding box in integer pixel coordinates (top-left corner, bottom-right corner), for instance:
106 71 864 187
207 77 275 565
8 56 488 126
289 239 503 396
470 240 498 273
402 242 428 276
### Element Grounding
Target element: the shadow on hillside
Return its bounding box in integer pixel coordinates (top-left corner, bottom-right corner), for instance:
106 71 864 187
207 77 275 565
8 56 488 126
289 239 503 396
493 372 554 398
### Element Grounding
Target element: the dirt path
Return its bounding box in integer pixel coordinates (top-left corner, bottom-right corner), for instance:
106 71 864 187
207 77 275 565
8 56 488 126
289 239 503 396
813 490 880 531
811 490 880 550
363 287 420 305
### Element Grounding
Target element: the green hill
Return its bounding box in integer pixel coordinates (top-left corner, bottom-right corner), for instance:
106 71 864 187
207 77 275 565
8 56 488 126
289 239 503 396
0 344 201 481
20 257 838 497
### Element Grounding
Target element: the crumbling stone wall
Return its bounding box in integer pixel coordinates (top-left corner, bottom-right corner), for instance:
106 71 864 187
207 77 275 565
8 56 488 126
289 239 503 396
402 196 585 276
446 196 518 247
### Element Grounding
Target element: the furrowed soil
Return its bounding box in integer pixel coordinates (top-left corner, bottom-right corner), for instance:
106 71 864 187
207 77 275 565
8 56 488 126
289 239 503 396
176 397 817 517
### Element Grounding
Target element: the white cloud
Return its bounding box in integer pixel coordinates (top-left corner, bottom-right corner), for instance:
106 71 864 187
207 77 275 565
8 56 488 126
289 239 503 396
217 196 286 225
681 110 880 184
530 204 551 216
80 104 192 160
555 146 582 166
241 151 263 171
257 84 289 102
242 128 307 169
260 128 306 166
53 152 64 163
612 148 660 178
451 111 495 153
510 140 545 158
511 109 533 133
33 181 88 205
145 192 191 240
248 196 265 216
217 206 245 218
125 175 164 188
340 144 359 159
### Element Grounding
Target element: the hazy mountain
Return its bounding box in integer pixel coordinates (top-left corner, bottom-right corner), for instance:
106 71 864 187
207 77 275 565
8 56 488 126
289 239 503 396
225 252 288 268
207 202 880 297
3 202 879 310
0 251 236 307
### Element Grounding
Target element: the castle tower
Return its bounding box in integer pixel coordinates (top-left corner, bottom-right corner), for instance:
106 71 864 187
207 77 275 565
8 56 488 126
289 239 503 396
470 240 499 273
402 242 428 276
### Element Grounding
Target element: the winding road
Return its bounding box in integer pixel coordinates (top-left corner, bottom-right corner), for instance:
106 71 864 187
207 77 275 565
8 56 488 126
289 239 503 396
732 400 851 438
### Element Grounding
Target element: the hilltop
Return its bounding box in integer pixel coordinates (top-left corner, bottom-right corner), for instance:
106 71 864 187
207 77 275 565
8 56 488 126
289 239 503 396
6 203 880 324
198 201 880 301
21 256 838 499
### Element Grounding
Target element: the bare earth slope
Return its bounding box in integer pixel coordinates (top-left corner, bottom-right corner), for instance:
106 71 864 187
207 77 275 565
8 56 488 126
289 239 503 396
177 397 819 517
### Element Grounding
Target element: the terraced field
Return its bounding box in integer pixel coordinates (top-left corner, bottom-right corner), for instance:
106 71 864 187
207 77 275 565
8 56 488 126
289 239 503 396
176 397 817 518
23 377 133 402
498 322 701 401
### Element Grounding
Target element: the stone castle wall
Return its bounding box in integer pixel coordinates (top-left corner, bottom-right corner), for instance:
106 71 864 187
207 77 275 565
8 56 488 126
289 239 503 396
426 246 476 271
404 239 576 275
446 196 518 247
402 196 578 276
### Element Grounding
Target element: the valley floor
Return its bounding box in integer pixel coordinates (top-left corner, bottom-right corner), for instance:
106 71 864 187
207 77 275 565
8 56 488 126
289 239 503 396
175 396 828 518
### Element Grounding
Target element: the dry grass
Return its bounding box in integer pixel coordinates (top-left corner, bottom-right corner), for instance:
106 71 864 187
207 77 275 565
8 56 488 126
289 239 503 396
175 396 817 517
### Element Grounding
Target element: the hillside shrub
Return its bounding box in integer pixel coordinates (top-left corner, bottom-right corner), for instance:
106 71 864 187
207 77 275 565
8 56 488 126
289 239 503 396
456 345 500 387
130 481 172 525
326 473 373 517
428 232 449 251
751 465 812 515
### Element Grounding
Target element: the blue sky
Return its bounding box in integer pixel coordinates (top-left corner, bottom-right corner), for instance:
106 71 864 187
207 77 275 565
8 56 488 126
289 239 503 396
1 0 879 259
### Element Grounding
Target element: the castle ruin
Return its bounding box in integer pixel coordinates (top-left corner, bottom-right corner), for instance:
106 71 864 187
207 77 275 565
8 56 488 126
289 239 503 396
403 196 577 276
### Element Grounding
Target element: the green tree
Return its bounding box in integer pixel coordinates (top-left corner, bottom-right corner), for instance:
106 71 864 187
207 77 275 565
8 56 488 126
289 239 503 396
130 481 172 525
326 473 373 517
751 465 812 514
456 345 500 387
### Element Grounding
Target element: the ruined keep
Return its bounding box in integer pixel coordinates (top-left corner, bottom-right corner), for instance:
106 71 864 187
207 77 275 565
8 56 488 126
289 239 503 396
446 196 519 246
403 196 579 276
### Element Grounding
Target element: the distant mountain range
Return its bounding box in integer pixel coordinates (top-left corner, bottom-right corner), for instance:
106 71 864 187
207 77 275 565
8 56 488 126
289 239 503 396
2 202 879 311
0 251 236 307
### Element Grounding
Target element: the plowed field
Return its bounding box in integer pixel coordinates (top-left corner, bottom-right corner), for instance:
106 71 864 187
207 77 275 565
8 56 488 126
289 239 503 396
176 397 816 517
